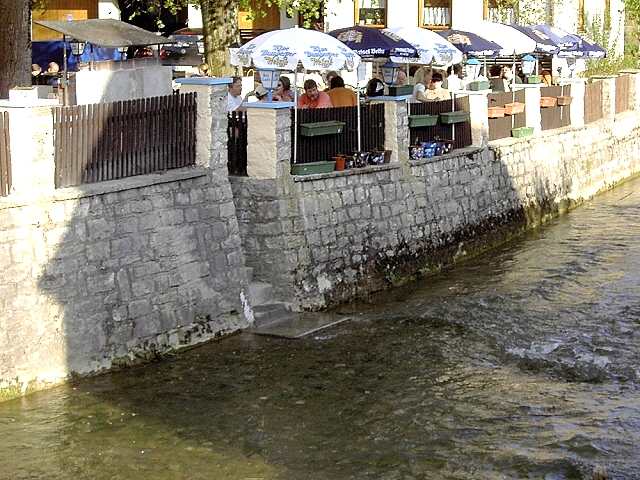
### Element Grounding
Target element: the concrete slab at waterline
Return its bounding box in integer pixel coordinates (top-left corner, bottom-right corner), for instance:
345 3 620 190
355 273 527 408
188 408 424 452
249 311 352 339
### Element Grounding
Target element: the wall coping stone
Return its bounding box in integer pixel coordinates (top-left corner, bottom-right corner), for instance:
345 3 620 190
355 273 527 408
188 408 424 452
0 167 208 209
245 102 294 109
372 95 412 102
292 162 401 182
409 146 484 166
176 77 233 85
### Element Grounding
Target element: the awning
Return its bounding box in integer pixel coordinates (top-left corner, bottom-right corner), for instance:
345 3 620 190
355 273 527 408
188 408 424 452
34 19 172 47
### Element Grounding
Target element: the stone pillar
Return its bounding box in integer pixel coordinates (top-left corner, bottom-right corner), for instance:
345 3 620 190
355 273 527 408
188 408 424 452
561 79 585 128
620 69 640 111
372 98 409 165
3 104 56 196
246 104 292 179
466 91 489 146
521 85 542 133
592 75 617 119
176 77 231 170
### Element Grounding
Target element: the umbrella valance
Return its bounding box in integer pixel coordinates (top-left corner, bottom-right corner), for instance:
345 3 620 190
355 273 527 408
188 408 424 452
233 27 360 71
34 19 171 47
437 29 502 57
328 26 418 60
455 21 536 55
388 26 462 66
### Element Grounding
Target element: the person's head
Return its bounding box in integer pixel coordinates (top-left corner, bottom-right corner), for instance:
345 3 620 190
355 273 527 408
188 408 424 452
429 72 444 89
489 65 502 77
501 66 514 81
31 64 42 76
324 70 338 87
254 85 268 101
303 79 320 101
396 69 407 86
366 78 385 97
47 62 60 74
413 66 431 86
453 64 463 77
541 69 553 86
329 75 345 89
229 76 242 97
197 63 209 76
277 76 291 92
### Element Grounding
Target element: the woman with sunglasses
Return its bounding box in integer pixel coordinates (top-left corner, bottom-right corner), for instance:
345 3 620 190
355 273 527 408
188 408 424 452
273 76 294 102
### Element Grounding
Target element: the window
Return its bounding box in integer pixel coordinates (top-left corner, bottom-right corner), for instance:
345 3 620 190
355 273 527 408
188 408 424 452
483 0 517 24
355 0 387 28
419 0 451 29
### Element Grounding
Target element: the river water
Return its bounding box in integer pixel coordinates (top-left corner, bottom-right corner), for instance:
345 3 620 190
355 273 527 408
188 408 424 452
1 178 639 480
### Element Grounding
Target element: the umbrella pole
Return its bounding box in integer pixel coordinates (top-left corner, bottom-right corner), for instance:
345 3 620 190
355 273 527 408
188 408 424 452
451 91 456 145
357 82 362 152
294 69 298 165
63 35 69 106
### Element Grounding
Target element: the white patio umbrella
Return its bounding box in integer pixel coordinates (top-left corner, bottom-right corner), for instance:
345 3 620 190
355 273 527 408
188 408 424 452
232 27 361 164
456 21 536 56
387 26 462 67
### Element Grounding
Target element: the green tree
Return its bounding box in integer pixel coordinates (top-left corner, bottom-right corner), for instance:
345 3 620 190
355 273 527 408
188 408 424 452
128 0 325 75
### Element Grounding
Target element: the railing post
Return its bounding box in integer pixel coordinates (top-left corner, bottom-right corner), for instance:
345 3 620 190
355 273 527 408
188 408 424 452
519 84 542 134
371 98 409 165
0 101 56 197
176 77 231 171
465 90 490 146
245 104 292 179
560 78 585 129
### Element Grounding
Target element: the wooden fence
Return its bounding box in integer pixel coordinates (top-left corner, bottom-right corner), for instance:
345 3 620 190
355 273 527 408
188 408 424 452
0 111 11 197
53 93 197 188
615 75 631 113
584 81 604 124
409 95 472 150
540 85 572 131
293 103 385 164
227 111 248 176
488 91 526 141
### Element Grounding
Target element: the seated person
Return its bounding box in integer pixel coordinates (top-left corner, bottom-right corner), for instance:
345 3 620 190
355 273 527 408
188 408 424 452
273 76 294 102
253 85 269 102
298 79 332 109
396 69 408 86
45 62 61 87
31 63 43 85
414 72 450 102
327 75 357 107
323 70 339 91
541 69 553 87
365 78 385 99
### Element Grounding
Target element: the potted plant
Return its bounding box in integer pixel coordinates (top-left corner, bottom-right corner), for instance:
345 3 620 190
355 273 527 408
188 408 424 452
300 120 346 137
291 160 337 175
504 102 525 115
488 106 506 118
439 111 470 124
511 126 534 138
540 97 557 108
409 114 439 127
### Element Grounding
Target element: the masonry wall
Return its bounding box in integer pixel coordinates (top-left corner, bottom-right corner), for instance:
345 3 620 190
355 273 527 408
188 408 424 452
232 112 640 310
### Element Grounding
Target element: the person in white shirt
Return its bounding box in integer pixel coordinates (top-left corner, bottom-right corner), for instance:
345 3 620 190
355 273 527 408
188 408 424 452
444 64 463 92
227 76 244 112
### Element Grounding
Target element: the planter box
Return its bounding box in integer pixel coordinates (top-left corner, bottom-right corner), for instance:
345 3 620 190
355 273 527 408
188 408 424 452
540 96 557 108
504 102 525 115
439 111 470 124
291 161 336 175
488 106 506 118
300 121 345 137
467 80 490 91
525 75 541 84
557 95 572 106
511 126 534 138
388 85 414 97
409 114 439 127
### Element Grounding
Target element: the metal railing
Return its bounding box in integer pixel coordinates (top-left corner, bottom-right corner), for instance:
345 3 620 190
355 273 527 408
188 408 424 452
53 93 196 188
422 6 451 28
227 111 248 176
293 103 385 164
540 85 572 131
584 81 604 124
0 111 11 197
409 96 472 150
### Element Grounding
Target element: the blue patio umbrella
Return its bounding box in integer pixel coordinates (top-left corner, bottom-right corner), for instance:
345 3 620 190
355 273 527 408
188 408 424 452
561 36 607 59
328 26 418 60
509 24 564 54
437 29 503 57
525 24 606 58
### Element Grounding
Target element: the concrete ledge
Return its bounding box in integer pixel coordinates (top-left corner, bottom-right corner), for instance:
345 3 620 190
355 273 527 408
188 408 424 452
409 146 484 166
245 102 294 109
0 167 208 209
292 162 401 182
176 77 233 86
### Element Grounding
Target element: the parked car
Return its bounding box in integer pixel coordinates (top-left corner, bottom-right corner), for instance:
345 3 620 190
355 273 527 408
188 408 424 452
160 28 204 66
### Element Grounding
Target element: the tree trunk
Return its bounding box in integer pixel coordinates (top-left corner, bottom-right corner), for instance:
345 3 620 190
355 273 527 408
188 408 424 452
0 0 31 98
200 0 240 77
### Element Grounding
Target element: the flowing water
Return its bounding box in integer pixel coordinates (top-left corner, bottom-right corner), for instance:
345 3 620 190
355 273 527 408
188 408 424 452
1 178 640 480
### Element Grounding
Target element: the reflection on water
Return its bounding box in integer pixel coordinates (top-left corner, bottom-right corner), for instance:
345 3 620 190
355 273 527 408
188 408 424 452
1 178 639 479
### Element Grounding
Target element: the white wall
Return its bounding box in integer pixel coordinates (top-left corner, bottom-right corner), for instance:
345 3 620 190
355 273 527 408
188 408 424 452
75 65 173 105
98 0 121 19
325 0 356 31
188 4 203 29
451 0 484 28
386 2 417 28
